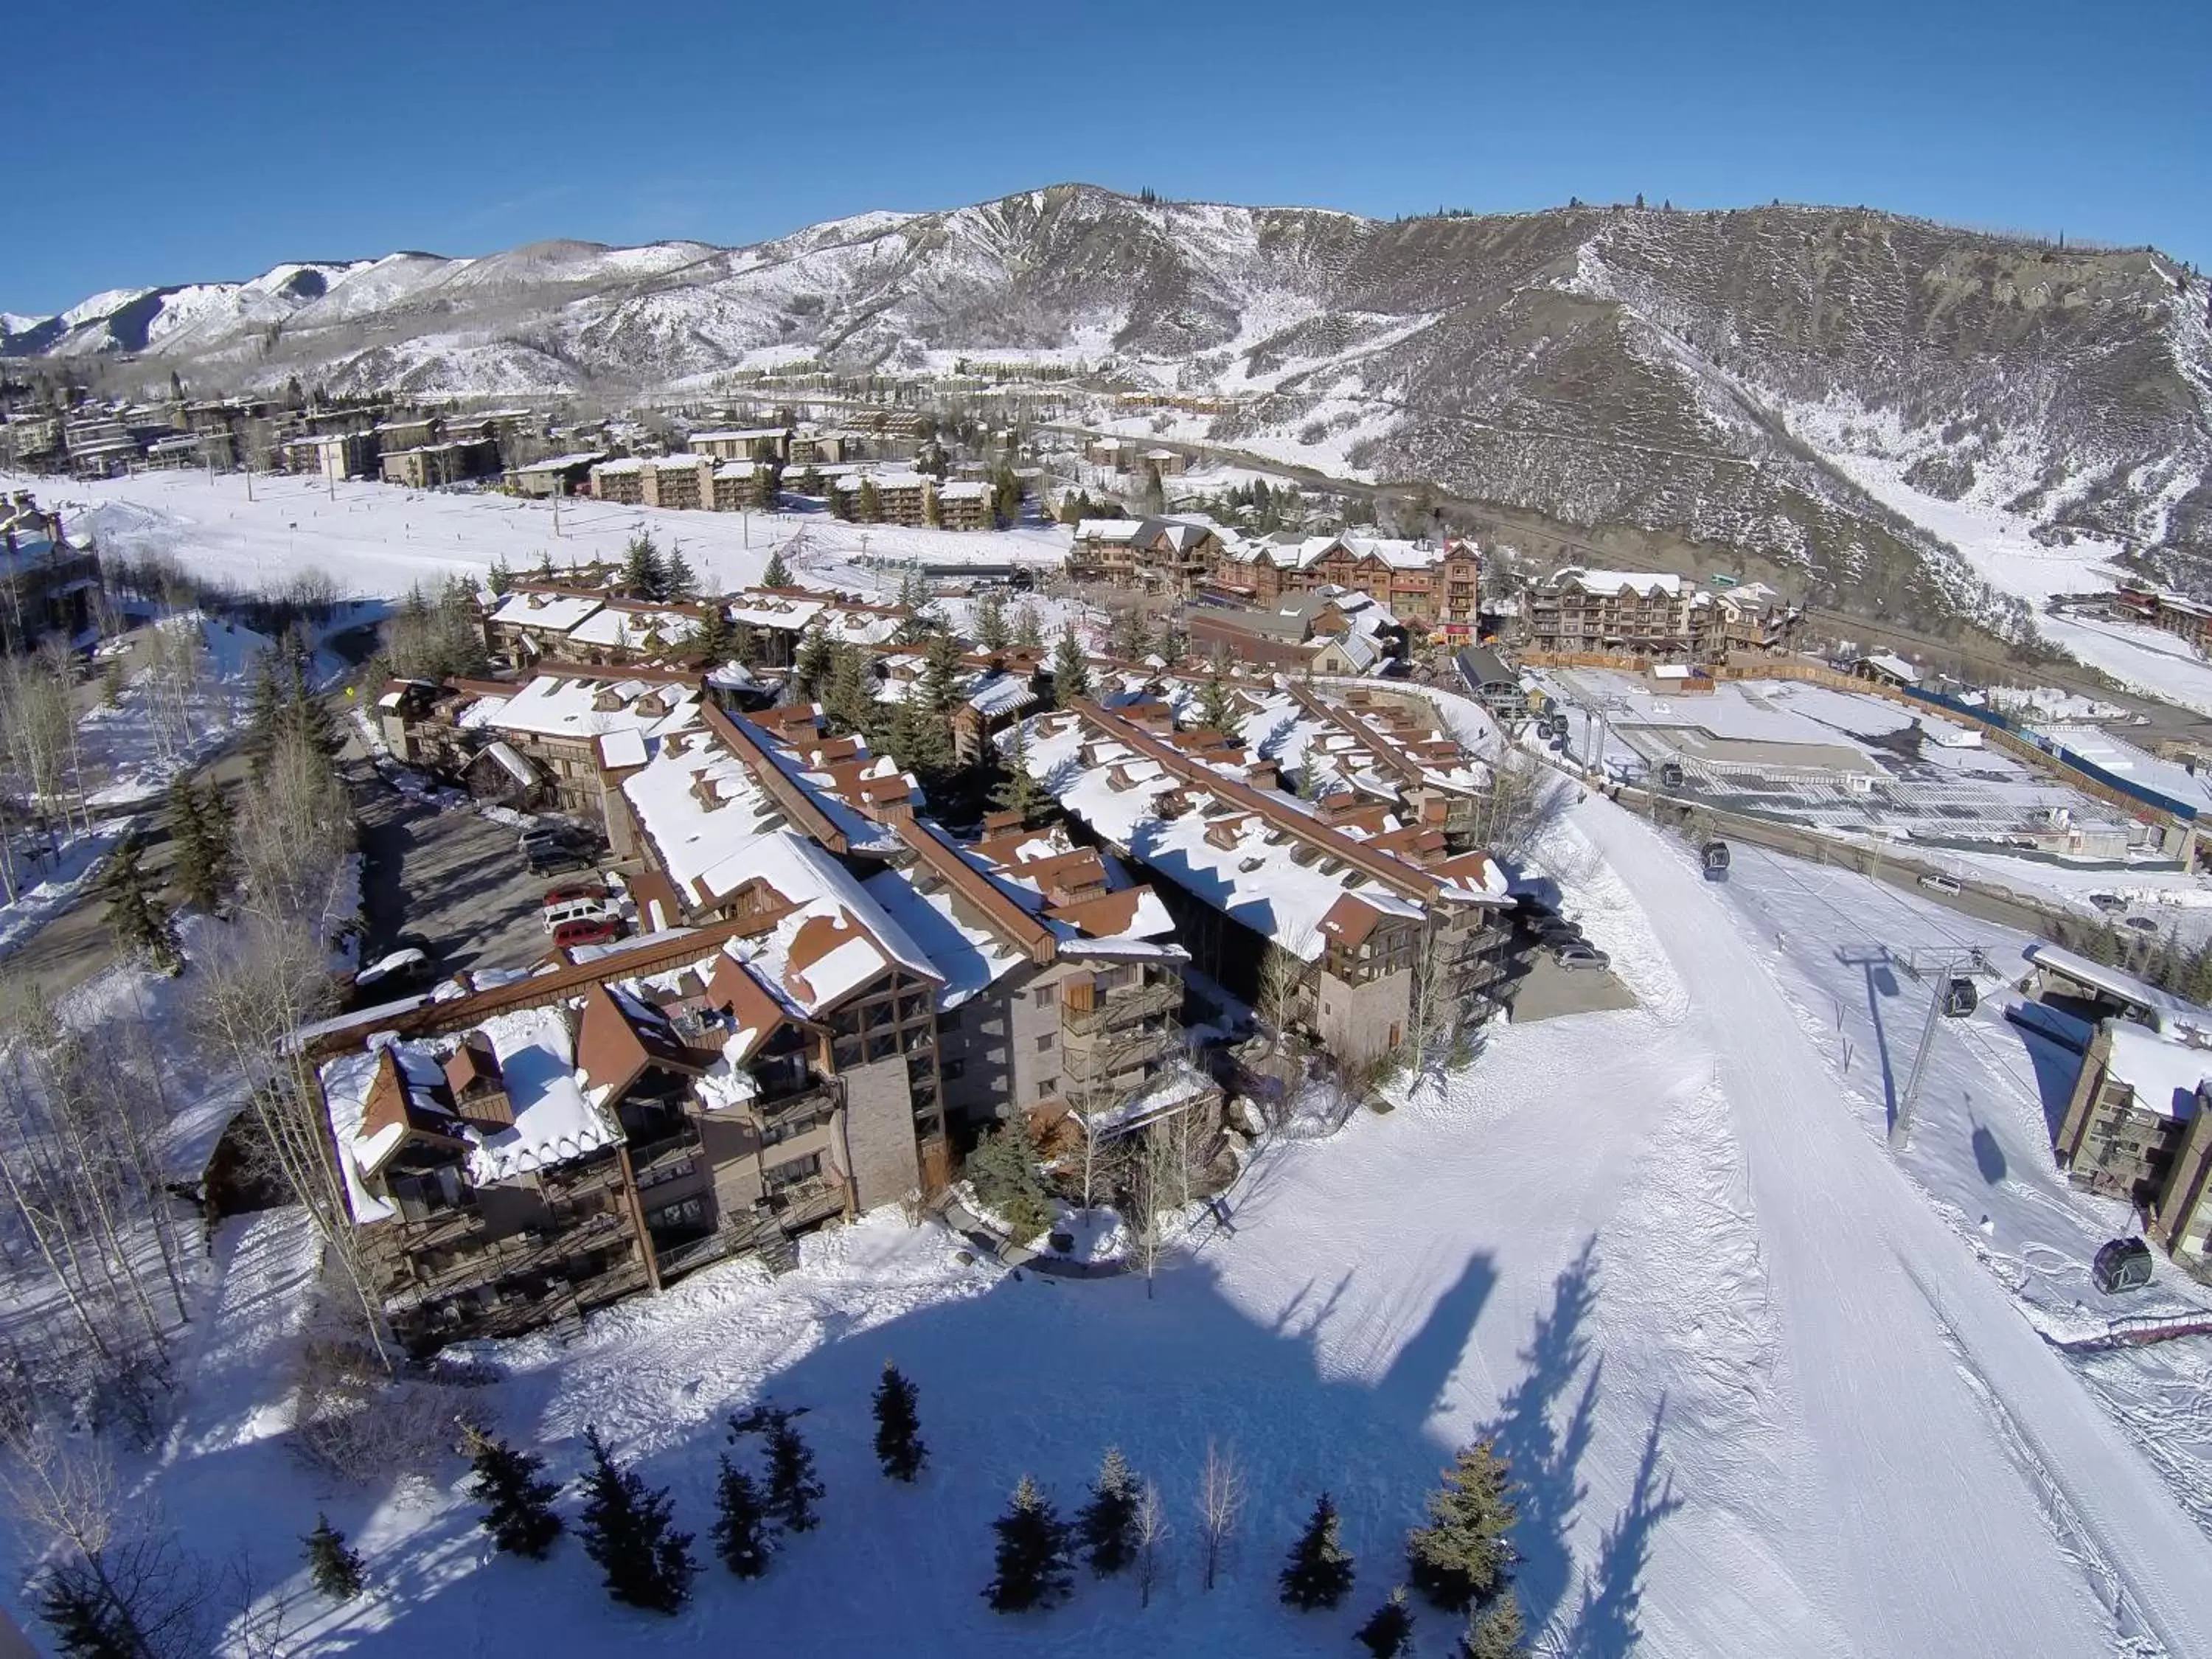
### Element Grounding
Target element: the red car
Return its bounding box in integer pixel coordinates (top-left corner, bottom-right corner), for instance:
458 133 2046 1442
543 882 609 908
551 917 621 950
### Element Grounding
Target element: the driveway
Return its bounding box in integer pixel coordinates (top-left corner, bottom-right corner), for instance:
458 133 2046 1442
355 787 553 978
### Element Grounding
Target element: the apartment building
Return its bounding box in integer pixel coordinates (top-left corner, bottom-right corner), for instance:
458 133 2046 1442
2053 1017 2212 1260
1068 515 1224 595
374 415 440 452
510 451 605 498
1208 535 1481 633
0 493 102 653
712 460 775 512
936 479 993 531
589 456 647 504
312 901 941 1352
381 439 500 489
2109 585 2212 654
1006 698 1514 1066
285 431 378 481
689 428 788 464
1523 568 1798 658
1185 588 1398 676
832 470 934 527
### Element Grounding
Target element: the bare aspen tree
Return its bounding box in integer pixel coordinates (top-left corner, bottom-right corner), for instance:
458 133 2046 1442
1196 1439 1245 1590
1133 1478 1169 1608
1258 934 1315 1046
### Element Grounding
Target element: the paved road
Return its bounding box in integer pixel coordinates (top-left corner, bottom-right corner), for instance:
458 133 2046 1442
354 784 554 979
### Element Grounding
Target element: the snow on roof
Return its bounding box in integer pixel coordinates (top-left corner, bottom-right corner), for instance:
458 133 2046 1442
460 672 701 744
597 728 649 771
2025 942 2211 1035
727 591 825 630
832 470 929 493
2100 1020 2209 1121
490 590 603 631
862 868 1024 1010
1862 653 1920 683
316 1047 402 1222
967 671 1040 717
482 740 536 788
515 451 605 474
1011 714 1422 959
689 427 786 442
567 603 702 650
1554 568 1686 597
1075 518 1141 543
818 607 905 647
470 1006 622 1180
712 459 762 479
592 457 644 475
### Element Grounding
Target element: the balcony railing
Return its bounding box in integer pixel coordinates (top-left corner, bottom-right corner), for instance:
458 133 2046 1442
1062 980 1181 1034
1063 1023 1178 1082
627 1120 702 1179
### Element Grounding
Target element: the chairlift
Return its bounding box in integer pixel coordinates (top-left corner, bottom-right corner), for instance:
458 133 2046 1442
1700 839 1731 879
1941 975 1979 1018
1658 761 1686 790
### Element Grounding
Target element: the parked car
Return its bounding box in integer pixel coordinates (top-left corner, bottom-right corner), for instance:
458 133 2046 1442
1531 915 1583 942
352 947 433 997
550 917 621 950
525 839 592 876
1556 944 1610 972
2122 915 2160 933
543 894 616 933
2087 892 2126 914
543 882 610 909
1917 873 1963 896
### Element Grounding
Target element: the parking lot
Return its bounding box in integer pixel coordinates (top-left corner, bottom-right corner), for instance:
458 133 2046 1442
356 785 560 980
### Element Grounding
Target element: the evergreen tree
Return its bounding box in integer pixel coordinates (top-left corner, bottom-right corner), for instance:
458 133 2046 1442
1279 1492 1357 1610
1356 1587 1417 1658
1460 1592 1528 1658
689 605 737 665
793 626 835 699
100 839 181 974
992 466 1023 529
983 1475 1073 1613
662 545 698 601
762 548 793 588
34 1566 139 1659
872 1363 928 1483
465 1431 566 1559
965 1116 1054 1242
164 775 232 915
975 586 1010 653
1049 625 1091 708
1405 1441 1520 1613
857 479 883 523
1012 603 1044 651
575 1425 697 1615
1195 673 1239 735
304 1514 366 1601
711 1455 773 1578
1074 1446 1138 1577
1139 462 1166 516
990 720 1047 825
821 644 877 738
762 1413 824 1533
622 533 668 600
487 555 515 597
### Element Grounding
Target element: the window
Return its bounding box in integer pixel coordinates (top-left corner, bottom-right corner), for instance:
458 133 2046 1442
646 1195 705 1232
1035 1032 1055 1053
942 1059 966 1081
761 1107 832 1147
1032 983 1058 1008
763 1151 822 1192
1036 1077 1059 1100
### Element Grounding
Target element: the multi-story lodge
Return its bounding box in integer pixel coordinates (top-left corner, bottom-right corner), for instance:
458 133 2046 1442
1523 568 1796 658
1208 533 1481 636
831 470 934 528
1004 697 1514 1065
2053 1016 2212 1262
1068 516 1225 595
0 493 102 653
936 479 993 531
1184 588 1399 676
381 439 501 489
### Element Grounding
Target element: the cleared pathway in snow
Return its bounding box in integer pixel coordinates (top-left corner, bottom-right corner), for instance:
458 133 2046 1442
1578 798 2212 1658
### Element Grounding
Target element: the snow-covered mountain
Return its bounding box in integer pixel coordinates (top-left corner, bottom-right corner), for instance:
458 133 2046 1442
10 185 2211 617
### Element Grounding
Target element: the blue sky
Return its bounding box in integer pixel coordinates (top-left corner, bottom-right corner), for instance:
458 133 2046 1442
10 0 2208 313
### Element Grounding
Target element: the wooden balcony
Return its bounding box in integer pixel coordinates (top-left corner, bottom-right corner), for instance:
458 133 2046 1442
1061 980 1180 1034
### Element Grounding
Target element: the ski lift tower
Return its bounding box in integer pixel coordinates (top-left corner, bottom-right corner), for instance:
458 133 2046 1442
1887 943 1996 1151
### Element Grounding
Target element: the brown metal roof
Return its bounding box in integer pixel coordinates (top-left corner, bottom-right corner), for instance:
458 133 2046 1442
894 818 1058 966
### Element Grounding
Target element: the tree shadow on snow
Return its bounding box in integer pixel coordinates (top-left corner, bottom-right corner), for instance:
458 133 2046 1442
296 1230 1672 1656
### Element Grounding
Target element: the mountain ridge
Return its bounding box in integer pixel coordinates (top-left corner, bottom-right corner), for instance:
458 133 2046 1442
9 183 2209 622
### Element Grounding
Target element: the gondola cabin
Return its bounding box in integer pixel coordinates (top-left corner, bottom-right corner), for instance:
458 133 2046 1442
1659 761 1686 790
1700 840 1730 880
2092 1237 2153 1295
1941 976 1979 1018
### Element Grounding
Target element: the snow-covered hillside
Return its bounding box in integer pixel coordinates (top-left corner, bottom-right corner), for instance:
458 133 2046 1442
12 187 2209 619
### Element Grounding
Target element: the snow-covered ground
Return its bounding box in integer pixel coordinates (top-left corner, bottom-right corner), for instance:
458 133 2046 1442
10 470 1068 606
41 799 2212 1658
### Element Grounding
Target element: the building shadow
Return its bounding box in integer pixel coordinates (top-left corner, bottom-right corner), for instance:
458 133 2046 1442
2008 1025 2084 1141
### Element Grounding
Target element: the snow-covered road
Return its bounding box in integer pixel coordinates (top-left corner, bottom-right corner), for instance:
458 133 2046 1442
1579 799 2212 1657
